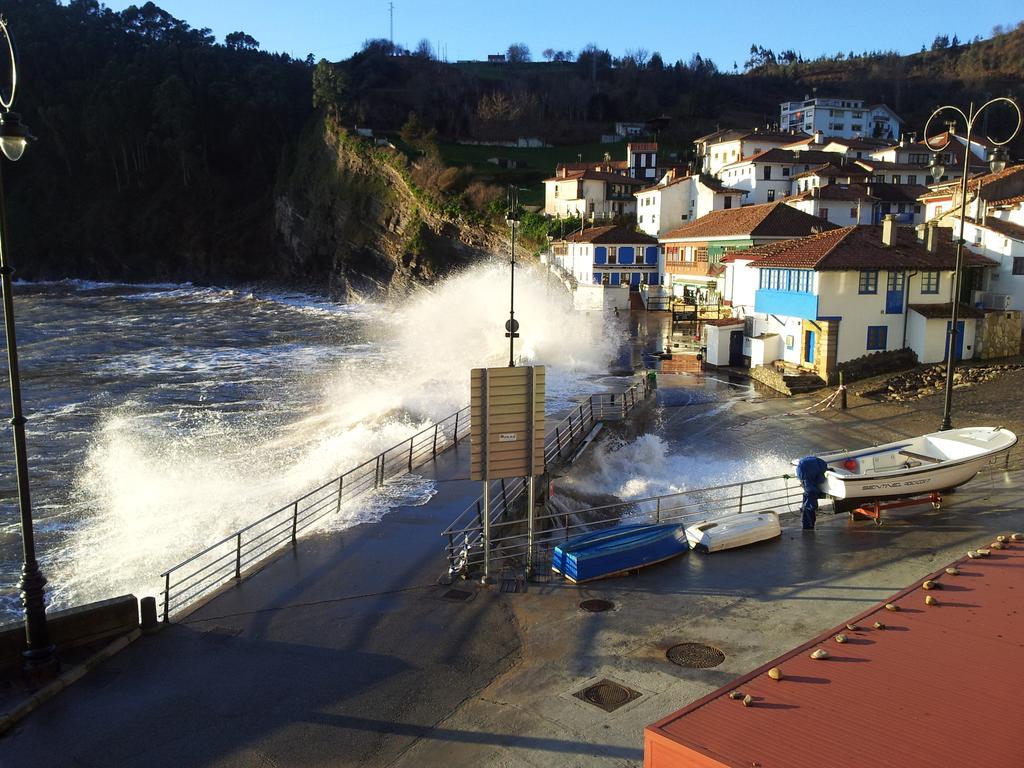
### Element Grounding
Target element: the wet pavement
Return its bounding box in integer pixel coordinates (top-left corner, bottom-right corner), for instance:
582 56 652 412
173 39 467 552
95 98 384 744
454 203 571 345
4 314 1024 767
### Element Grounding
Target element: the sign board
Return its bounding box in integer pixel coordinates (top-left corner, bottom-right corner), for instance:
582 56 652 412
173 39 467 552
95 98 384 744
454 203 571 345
470 366 545 480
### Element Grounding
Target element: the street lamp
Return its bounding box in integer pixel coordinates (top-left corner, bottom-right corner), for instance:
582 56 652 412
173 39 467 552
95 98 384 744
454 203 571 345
923 96 1022 431
504 185 521 367
0 16 56 675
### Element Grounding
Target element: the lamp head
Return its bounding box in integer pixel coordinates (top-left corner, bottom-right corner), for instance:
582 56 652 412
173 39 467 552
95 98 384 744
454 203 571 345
928 152 946 183
989 147 1007 174
0 111 33 162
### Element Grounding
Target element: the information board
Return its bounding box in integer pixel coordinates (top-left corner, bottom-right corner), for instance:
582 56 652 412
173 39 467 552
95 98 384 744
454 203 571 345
470 366 545 480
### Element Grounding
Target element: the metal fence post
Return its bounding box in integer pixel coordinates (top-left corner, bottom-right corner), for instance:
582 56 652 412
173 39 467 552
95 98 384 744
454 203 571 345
291 501 299 544
336 475 344 513
235 533 242 579
408 437 414 471
433 424 439 458
501 478 509 510
656 497 661 523
589 398 595 425
453 411 460 445
163 573 170 623
555 426 563 456
738 483 744 514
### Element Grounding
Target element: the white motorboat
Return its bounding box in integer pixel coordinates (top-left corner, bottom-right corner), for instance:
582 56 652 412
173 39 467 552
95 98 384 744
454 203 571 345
685 511 782 553
800 426 1017 501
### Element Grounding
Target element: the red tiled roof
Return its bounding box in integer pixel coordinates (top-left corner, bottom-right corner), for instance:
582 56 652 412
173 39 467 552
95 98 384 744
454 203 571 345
785 183 877 203
967 163 1024 192
791 162 870 181
559 225 657 245
824 137 895 150
628 142 657 151
908 302 984 319
964 216 1024 242
646 542 1024 768
696 128 809 144
544 169 647 185
855 159 929 172
701 317 744 326
990 193 1024 208
661 202 839 241
735 148 843 167
743 225 998 270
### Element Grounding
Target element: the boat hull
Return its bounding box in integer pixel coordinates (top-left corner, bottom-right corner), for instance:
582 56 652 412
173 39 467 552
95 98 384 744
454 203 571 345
685 511 781 553
797 426 1017 502
554 523 688 583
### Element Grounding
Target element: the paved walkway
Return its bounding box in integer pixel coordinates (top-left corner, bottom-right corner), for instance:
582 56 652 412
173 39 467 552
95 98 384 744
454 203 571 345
3 383 1024 767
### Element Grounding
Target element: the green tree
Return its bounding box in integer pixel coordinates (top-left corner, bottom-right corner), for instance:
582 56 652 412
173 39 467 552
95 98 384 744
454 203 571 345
312 59 347 114
225 31 260 51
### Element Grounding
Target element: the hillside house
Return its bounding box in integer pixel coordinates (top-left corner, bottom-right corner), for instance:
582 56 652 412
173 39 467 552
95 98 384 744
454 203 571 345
734 218 997 381
717 148 845 204
634 171 748 237
695 128 808 177
779 97 902 140
543 167 646 219
783 183 878 227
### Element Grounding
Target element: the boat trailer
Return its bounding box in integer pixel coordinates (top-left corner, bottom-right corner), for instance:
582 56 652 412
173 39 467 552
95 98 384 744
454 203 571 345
845 491 943 526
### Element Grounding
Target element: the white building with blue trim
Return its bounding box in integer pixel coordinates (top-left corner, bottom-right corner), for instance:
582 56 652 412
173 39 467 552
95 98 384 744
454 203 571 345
727 217 997 381
550 225 660 290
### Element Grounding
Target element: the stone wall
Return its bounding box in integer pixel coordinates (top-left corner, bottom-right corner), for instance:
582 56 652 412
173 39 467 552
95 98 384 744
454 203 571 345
837 347 918 383
975 310 1022 360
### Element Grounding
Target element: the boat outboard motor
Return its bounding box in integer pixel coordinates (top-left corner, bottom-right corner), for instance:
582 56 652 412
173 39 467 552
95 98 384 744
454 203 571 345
795 456 829 530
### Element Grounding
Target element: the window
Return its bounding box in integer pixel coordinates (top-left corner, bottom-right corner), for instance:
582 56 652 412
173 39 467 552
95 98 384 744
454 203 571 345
851 124 862 132
866 326 888 351
764 166 772 180
921 271 940 294
850 207 858 219
898 203 906 213
893 175 902 185
874 175 885 183
888 271 905 292
767 189 776 202
859 270 878 294
820 208 829 220
914 205 921 214
782 167 791 177
695 246 709 262
724 196 732 209
607 247 618 265
1013 258 1024 276
908 175 918 185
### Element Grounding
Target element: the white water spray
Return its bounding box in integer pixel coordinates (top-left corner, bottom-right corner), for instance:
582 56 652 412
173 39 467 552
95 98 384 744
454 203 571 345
50 262 619 609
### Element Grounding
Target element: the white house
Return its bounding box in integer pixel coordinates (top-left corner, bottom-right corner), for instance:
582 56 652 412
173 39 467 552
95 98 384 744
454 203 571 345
694 128 808 177
717 148 844 204
543 167 646 219
783 183 878 227
634 170 748 237
734 218 997 380
820 136 896 160
550 225 661 291
780 96 902 140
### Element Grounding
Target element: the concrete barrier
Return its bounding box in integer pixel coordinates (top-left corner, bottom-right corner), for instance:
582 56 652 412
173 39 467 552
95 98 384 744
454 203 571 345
0 595 139 671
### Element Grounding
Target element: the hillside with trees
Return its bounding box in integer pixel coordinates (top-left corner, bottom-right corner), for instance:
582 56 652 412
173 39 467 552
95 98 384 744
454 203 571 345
2 2 1023 287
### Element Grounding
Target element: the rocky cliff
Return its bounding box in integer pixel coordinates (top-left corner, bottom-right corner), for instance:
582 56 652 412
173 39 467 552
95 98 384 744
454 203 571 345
274 117 507 300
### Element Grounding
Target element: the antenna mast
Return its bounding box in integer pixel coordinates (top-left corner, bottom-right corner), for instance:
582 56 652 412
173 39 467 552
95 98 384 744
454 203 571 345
389 2 394 48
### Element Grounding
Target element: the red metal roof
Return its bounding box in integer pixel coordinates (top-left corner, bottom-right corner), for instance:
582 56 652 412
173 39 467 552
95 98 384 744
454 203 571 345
645 539 1024 768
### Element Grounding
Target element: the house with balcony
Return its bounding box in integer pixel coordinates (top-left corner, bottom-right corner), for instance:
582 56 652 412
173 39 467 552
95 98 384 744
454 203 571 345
780 97 902 140
543 167 647 220
635 170 748 237
790 162 871 193
659 201 838 302
870 130 991 168
737 218 997 383
820 136 896 160
550 225 660 291
717 149 845 205
695 127 808 177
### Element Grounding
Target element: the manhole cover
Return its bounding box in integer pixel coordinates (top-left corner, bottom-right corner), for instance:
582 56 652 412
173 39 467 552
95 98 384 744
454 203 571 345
579 599 614 612
443 589 473 601
574 679 642 712
666 643 726 668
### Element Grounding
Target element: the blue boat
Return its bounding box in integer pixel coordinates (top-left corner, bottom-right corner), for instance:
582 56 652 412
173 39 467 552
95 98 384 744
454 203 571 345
553 523 688 583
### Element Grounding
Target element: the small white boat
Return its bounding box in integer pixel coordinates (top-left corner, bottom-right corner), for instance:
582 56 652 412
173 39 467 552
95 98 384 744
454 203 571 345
802 426 1017 501
685 511 782 553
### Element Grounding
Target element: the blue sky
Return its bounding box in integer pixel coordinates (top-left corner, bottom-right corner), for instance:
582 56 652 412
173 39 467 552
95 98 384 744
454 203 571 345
103 1 1023 67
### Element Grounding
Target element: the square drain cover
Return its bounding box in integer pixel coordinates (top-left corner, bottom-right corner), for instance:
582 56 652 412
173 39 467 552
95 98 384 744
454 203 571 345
443 588 474 602
573 679 642 712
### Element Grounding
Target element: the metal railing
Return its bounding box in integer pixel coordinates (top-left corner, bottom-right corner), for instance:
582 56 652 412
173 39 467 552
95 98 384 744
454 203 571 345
446 470 801 579
160 406 470 621
442 378 651 576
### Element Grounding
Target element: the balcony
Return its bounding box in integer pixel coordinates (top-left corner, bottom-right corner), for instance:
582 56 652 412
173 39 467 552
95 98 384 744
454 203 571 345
754 289 818 320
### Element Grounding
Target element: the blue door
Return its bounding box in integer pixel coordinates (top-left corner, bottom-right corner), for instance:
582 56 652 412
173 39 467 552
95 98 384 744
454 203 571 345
945 320 965 361
885 271 905 314
610 272 620 285
631 272 642 288
804 330 815 364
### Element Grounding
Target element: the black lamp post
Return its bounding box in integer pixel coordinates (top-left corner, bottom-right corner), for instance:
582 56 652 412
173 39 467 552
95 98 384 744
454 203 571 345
924 97 1022 431
504 185 521 367
0 17 57 675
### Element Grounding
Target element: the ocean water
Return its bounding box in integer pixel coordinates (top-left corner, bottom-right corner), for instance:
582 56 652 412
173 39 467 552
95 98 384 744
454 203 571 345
0 263 620 621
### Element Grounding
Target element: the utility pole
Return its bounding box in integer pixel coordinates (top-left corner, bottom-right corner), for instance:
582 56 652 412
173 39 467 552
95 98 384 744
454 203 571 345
389 2 394 49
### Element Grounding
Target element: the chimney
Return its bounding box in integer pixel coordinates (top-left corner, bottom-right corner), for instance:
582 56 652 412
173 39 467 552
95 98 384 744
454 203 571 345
898 134 906 147
814 130 824 145
882 214 897 246
925 222 938 253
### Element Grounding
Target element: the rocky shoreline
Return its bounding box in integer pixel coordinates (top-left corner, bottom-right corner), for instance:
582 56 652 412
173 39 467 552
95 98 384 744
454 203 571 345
858 361 1024 403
